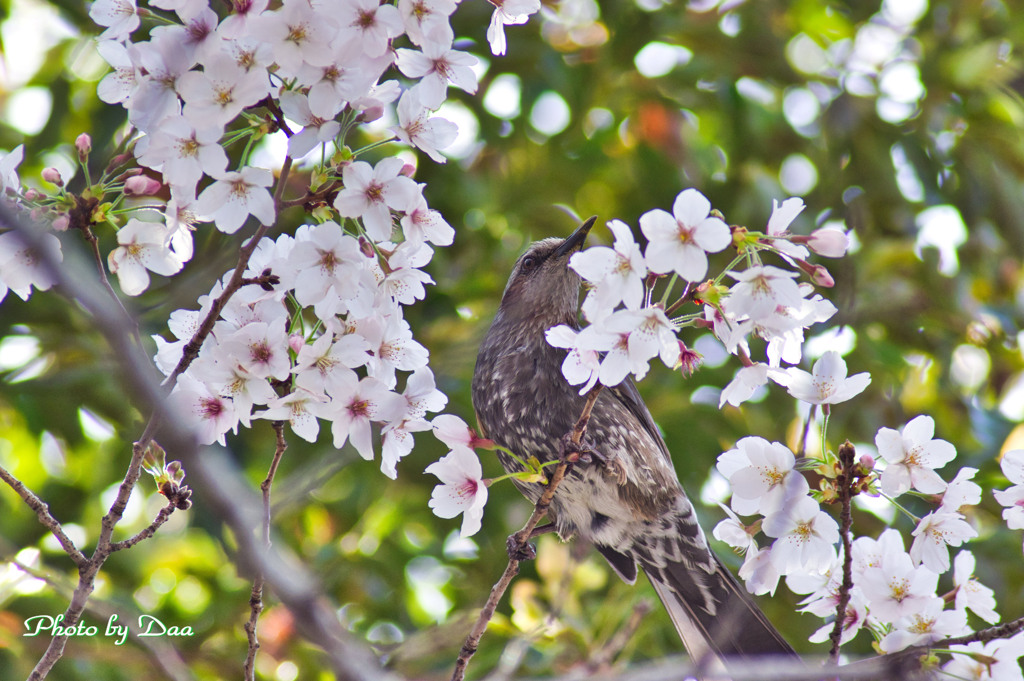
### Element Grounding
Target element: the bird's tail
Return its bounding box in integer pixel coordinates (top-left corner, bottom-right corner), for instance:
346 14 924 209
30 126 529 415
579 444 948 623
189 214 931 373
641 551 798 666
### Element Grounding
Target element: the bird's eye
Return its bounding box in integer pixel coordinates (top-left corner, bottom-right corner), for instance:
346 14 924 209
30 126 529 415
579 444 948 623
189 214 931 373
520 255 537 271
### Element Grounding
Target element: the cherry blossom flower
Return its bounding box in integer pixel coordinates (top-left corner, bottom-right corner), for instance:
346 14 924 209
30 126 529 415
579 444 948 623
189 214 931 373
910 510 976 573
127 35 193 132
994 449 1024 530
738 545 781 596
189 355 277 428
952 550 999 625
577 306 679 385
431 413 491 451
0 231 62 302
179 54 271 127
764 197 809 261
570 219 647 321
107 220 184 296
545 324 600 395
336 0 404 58
381 240 435 305
293 332 372 394
96 41 138 105
400 195 455 246
719 363 790 408
716 437 810 516
396 26 479 109
90 0 140 41
941 467 982 512
196 166 275 234
170 374 238 445
879 596 967 652
324 369 406 459
137 114 228 192
392 89 458 164
876 415 956 496
425 446 489 537
762 495 838 575
724 265 804 321
334 158 420 241
354 314 430 388
254 388 327 443
640 188 731 282
485 0 541 56
712 504 757 554
0 144 23 194
399 0 457 46
859 549 938 622
278 91 342 159
218 322 291 381
783 350 870 405
249 1 335 77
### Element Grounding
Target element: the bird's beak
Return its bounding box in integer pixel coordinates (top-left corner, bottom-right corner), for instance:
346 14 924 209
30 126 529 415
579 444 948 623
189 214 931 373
554 215 597 258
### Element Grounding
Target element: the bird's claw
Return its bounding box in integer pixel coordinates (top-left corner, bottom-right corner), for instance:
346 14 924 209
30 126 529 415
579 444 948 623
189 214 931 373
559 433 627 486
507 534 536 561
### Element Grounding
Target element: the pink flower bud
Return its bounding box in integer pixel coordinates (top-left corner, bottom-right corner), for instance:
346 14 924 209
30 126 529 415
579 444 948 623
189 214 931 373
124 175 162 196
399 163 416 178
52 214 70 232
859 453 875 470
75 133 92 158
807 227 850 258
42 167 63 186
356 105 384 124
358 236 375 258
809 264 834 287
23 188 39 201
288 334 305 354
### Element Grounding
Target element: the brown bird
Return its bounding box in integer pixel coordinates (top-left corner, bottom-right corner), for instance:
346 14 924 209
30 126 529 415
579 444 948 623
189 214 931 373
471 217 797 669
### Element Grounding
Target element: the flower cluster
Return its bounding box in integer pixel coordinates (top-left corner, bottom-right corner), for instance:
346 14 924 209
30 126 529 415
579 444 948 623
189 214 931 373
709 417 1024 669
545 188 852 403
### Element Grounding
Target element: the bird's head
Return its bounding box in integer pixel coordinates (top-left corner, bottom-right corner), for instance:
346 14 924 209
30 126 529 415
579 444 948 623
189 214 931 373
497 216 597 327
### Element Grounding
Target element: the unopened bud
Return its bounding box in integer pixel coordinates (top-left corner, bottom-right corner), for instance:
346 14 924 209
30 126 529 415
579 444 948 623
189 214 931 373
399 163 416 178
859 453 875 470
75 133 92 159
288 334 305 354
806 227 850 258
23 188 40 201
356 105 384 124
809 264 834 287
42 167 63 187
358 236 375 258
124 175 163 196
52 214 70 232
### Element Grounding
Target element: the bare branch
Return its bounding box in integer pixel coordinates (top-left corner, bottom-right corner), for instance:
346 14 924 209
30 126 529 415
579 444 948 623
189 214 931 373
828 440 856 663
0 465 88 567
109 502 178 552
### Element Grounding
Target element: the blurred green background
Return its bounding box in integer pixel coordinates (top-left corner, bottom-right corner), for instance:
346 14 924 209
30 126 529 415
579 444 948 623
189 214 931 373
2 0 1024 679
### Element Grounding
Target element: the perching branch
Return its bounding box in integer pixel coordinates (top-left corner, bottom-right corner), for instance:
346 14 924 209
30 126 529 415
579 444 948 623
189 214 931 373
450 385 604 681
0 465 88 567
828 440 857 663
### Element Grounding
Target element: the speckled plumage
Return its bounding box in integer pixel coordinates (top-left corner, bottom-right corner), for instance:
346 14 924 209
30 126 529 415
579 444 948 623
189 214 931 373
471 219 797 664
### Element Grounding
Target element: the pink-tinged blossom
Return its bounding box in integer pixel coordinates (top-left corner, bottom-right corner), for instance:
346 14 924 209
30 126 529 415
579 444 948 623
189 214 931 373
282 221 367 308
150 4 221 65
178 54 271 127
545 324 600 395
806 227 850 257
724 265 804 321
334 158 419 241
128 35 192 132
808 590 868 645
396 27 479 109
381 240 435 305
336 0 404 58
399 367 448 420
0 144 23 194
764 197 809 261
570 219 647 322
189 355 276 428
943 634 1024 681
0 231 62 303
380 417 432 479
399 0 457 46
716 437 809 517
712 504 757 554
392 89 458 164
719 363 790 408
431 413 491 451
879 596 967 652
952 550 999 625
486 0 541 56
738 545 781 596
164 194 210 262
90 0 140 41
196 166 275 234
219 322 291 381
577 307 679 385
400 195 455 246
96 41 138 105
298 40 393 119
170 374 237 445
859 549 938 622
279 91 342 159
254 388 327 443
426 446 489 537
217 0 269 39
762 495 838 575
325 370 406 460
784 350 870 405
910 510 976 573
640 188 731 282
876 415 956 496
249 1 335 77
355 314 430 388
941 467 982 512
107 220 184 296
293 332 372 394
994 449 1024 531
123 175 162 196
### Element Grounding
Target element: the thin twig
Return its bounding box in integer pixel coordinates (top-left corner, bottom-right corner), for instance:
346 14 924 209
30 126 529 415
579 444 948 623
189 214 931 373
0 465 88 567
828 440 856 664
244 421 288 681
586 600 654 672
109 502 177 552
450 385 604 681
